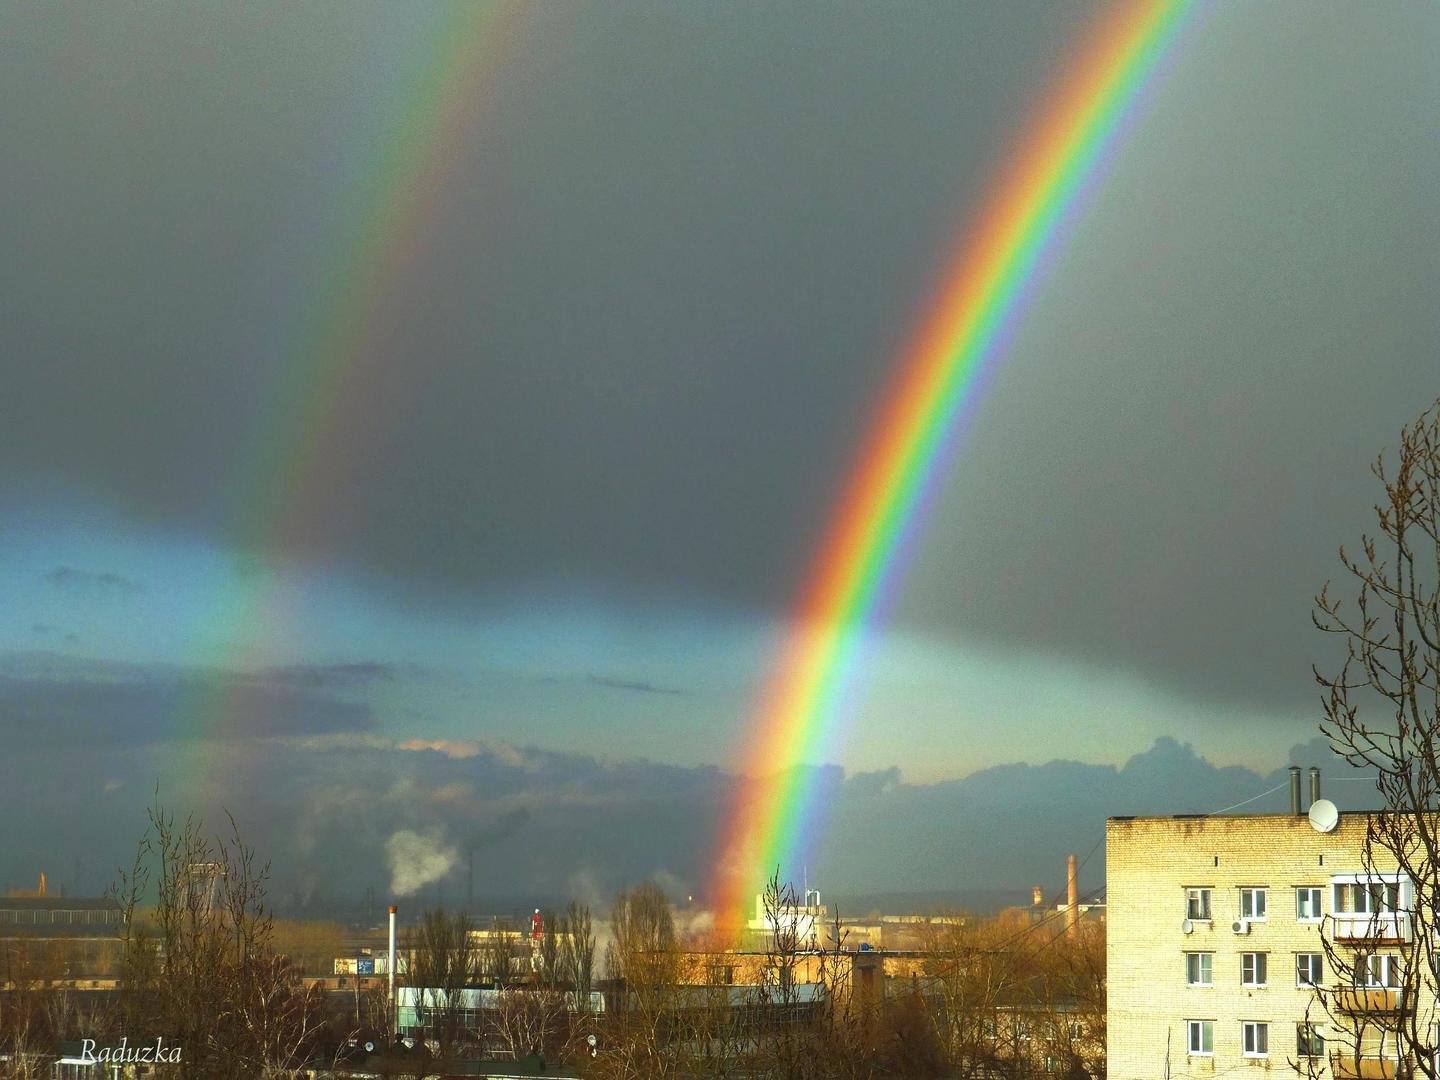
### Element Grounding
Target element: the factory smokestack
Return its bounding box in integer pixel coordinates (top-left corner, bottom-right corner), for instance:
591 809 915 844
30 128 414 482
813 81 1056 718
1066 853 1078 939
388 905 397 1021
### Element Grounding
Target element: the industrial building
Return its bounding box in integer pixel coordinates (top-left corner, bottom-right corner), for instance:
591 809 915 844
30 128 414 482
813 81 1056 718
0 896 123 937
1107 768 1422 1080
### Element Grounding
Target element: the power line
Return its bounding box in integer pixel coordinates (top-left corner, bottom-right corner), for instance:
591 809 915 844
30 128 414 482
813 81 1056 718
988 837 1106 954
1205 780 1289 817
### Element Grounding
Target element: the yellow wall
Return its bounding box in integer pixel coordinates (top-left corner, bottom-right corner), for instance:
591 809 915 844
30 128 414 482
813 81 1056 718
1107 813 1402 1080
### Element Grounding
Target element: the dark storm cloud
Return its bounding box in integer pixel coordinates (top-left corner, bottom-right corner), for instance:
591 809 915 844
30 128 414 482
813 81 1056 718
44 566 143 594
0 661 373 748
2 3 1437 718
0 725 1373 909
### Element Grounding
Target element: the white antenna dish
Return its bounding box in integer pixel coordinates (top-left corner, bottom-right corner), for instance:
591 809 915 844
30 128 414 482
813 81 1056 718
1308 798 1339 833
1181 919 1194 935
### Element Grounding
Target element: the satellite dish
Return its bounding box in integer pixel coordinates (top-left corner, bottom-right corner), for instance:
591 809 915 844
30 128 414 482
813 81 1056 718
1181 919 1194 935
1309 798 1339 833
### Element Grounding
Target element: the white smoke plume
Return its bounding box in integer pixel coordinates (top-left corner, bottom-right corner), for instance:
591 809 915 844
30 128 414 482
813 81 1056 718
385 829 458 896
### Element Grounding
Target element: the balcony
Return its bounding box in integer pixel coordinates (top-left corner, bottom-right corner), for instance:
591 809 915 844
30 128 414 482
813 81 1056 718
1329 1056 1399 1080
1332 913 1411 944
1331 987 1406 1014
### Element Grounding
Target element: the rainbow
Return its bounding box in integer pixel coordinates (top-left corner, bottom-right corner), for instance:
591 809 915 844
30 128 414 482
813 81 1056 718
178 3 521 795
712 0 1199 922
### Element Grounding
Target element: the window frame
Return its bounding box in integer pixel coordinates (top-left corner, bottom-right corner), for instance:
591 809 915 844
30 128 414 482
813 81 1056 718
1296 886 1323 922
1241 951 1268 988
1187 1019 1214 1056
1296 1023 1324 1059
1242 1021 1270 1058
1354 953 1400 988
1296 952 1324 987
1185 952 1213 987
1186 887 1213 922
1239 887 1268 922
1335 879 1404 915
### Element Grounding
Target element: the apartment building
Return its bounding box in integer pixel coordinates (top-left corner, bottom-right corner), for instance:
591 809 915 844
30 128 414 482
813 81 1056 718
1108 770 1424 1080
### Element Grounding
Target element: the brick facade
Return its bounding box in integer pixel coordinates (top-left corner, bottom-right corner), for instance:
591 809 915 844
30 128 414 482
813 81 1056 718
1107 813 1406 1079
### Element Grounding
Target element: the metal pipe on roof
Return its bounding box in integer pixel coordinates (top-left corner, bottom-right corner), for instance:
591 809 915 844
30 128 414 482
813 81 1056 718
1289 766 1302 815
1309 767 1321 808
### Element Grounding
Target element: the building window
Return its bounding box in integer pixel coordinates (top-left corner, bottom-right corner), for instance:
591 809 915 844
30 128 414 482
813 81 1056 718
1186 888 1212 921
1296 953 1324 987
1354 953 1400 988
1187 1020 1214 1056
1240 887 1267 921
1336 881 1401 914
1241 952 1267 987
1297 1023 1324 1058
1185 952 1213 986
1242 1021 1269 1058
1296 887 1323 921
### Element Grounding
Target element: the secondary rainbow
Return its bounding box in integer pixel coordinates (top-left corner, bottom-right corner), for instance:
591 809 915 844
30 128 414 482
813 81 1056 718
712 0 1199 922
177 3 520 794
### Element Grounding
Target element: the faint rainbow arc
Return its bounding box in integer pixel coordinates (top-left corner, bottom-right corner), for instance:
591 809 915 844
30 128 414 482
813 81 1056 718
177 3 519 794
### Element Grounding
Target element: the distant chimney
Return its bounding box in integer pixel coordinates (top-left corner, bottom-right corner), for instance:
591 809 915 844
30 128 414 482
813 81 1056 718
1289 766 1302 815
37 872 46 897
388 906 397 1013
1032 885 1044 907
1066 854 1079 939
1309 767 1321 808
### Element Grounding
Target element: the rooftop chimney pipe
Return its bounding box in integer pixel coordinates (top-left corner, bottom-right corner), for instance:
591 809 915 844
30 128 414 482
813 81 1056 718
1289 766 1302 815
1309 767 1321 808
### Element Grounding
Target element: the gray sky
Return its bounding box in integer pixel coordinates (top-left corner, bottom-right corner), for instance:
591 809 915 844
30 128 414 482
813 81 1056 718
1 2 1436 899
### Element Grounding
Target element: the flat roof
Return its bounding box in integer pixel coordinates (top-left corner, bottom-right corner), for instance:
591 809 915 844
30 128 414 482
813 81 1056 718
0 897 121 911
1107 810 1372 822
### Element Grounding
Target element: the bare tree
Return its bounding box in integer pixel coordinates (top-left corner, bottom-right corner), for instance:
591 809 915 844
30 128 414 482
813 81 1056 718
110 799 318 1080
1314 398 1440 1079
917 912 1017 1077
596 882 682 1078
403 907 477 1062
491 985 570 1062
558 900 596 998
477 917 516 988
755 871 808 1080
0 941 53 1080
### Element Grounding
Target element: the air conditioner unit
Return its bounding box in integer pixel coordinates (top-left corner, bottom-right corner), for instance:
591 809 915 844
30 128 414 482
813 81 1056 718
1232 919 1250 935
